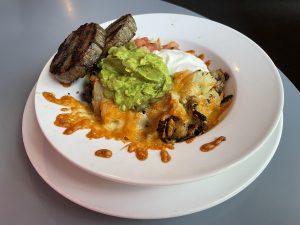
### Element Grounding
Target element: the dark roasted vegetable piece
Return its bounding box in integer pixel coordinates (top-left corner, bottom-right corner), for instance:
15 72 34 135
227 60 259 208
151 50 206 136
157 97 208 143
224 72 230 81
50 23 106 83
157 116 188 143
91 75 104 116
221 95 233 104
82 65 100 103
103 14 137 56
82 75 104 115
82 77 93 103
211 69 226 94
185 96 208 137
84 75 104 115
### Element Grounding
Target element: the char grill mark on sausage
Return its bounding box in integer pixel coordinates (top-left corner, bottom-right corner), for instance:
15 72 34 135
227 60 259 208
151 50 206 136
103 14 137 56
50 23 106 83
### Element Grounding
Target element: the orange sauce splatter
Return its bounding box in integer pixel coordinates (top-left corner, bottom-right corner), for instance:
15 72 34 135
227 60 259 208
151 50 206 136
135 149 148 161
205 60 211 67
200 136 226 152
185 50 196 55
185 137 195 144
160 150 171 163
59 82 71 87
95 149 112 158
60 108 69 112
198 53 205 59
42 92 173 161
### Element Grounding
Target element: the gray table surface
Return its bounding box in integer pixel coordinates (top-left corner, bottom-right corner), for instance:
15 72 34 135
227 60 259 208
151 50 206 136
0 0 299 224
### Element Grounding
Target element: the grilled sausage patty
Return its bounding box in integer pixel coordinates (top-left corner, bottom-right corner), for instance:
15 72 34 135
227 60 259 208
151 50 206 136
103 14 137 56
50 15 137 84
50 23 106 83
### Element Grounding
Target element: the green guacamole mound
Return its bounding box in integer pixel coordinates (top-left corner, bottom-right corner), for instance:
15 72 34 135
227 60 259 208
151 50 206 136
99 44 172 111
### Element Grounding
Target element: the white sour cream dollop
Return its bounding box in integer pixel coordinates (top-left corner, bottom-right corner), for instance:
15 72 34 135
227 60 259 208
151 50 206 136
153 49 209 75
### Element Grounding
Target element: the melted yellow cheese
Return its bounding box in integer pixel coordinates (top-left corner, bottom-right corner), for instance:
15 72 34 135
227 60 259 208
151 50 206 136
43 68 230 162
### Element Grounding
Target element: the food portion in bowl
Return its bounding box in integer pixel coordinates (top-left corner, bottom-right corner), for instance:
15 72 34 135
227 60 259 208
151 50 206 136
43 14 233 162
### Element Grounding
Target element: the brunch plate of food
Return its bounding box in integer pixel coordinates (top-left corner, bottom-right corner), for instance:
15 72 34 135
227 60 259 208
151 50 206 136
34 13 283 186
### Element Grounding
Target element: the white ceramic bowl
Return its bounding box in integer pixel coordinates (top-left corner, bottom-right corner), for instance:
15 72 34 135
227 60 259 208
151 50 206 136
34 13 284 186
